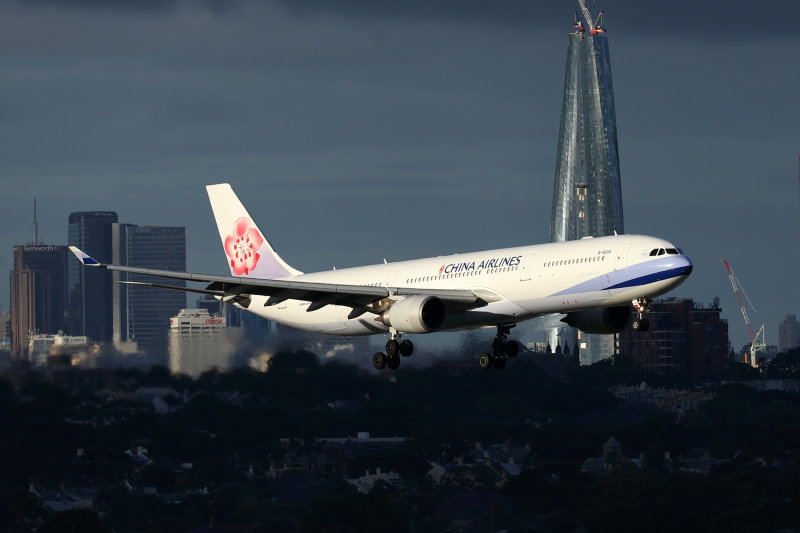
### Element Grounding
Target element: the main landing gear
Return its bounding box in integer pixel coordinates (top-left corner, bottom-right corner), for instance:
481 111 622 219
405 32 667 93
631 297 651 332
373 330 414 370
478 325 520 370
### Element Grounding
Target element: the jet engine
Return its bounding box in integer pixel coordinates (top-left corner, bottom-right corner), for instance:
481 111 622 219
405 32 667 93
561 305 630 334
379 295 448 333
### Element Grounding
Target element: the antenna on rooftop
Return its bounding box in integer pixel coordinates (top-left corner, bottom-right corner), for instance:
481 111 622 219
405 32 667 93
33 197 38 244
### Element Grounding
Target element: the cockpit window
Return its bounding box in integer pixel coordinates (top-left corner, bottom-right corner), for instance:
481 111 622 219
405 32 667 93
650 247 682 256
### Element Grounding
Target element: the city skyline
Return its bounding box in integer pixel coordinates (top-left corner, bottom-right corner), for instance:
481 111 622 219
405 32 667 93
1 1 798 351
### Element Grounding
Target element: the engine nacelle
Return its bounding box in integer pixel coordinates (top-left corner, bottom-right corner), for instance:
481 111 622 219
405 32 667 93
561 305 630 334
379 295 448 334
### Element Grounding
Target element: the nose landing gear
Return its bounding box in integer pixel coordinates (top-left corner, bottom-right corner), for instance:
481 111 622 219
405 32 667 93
631 297 651 332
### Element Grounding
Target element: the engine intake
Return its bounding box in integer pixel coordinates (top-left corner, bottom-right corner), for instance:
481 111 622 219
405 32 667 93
561 305 630 334
379 295 448 333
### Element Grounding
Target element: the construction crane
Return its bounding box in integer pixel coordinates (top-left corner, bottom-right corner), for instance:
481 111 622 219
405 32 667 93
577 0 606 34
722 259 766 367
573 11 585 33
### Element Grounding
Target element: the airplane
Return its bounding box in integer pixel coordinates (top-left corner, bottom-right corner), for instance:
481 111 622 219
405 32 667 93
70 183 693 370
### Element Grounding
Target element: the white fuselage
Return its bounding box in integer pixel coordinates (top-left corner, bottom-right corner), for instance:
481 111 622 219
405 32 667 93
239 234 692 336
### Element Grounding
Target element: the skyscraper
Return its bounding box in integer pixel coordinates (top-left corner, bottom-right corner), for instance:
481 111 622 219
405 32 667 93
112 224 186 355
778 314 800 353
549 5 623 364
10 244 68 359
67 211 118 342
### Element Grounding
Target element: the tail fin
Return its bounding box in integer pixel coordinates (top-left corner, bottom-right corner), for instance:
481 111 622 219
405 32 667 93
206 183 302 279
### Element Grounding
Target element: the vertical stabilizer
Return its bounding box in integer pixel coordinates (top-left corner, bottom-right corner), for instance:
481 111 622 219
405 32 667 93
206 183 302 279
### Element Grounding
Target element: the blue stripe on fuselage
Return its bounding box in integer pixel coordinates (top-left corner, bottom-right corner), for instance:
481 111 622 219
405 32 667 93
548 255 693 297
606 264 693 289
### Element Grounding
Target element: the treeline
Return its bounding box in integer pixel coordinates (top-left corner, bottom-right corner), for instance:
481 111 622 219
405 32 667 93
0 349 799 532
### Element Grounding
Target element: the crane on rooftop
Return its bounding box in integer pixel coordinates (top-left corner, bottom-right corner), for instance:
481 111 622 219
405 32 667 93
722 258 766 368
577 0 606 35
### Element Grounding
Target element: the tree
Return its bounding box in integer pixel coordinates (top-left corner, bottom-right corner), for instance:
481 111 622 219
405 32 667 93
38 509 107 533
726 361 761 380
764 348 800 378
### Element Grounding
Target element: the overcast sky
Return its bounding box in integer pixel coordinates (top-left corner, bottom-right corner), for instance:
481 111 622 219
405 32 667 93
1 0 798 351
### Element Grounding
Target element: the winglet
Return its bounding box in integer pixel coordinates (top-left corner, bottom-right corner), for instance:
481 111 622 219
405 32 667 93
68 246 103 266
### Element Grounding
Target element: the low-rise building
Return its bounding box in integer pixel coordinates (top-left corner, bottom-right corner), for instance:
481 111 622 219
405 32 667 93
348 468 403 493
168 308 238 377
619 298 730 381
28 331 92 366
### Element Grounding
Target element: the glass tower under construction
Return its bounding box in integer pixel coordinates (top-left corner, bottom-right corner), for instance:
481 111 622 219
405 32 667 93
549 16 624 364
551 31 623 242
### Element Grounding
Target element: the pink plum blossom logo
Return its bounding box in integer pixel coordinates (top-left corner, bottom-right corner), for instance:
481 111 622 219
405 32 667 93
224 217 264 276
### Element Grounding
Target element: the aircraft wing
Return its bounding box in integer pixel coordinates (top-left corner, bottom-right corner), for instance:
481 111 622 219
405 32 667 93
69 247 491 317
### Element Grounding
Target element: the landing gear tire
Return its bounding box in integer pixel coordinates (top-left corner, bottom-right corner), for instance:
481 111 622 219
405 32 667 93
386 352 400 370
493 353 506 370
640 318 650 332
385 339 399 357
399 339 414 357
632 317 650 332
505 340 520 358
492 340 505 357
373 352 386 370
479 353 492 370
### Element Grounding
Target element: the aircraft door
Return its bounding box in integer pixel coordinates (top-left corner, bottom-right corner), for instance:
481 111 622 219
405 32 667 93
520 255 535 281
614 243 631 270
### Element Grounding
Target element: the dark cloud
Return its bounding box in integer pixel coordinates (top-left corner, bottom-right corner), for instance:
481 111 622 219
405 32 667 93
0 0 797 353
276 0 799 40
18 0 238 13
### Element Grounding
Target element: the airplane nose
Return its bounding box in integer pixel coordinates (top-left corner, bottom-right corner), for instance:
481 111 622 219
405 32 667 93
677 254 693 277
